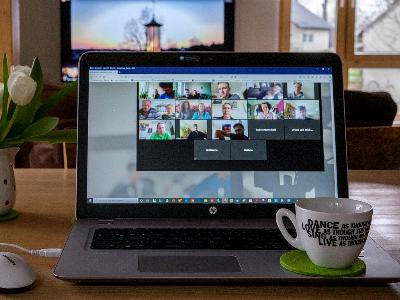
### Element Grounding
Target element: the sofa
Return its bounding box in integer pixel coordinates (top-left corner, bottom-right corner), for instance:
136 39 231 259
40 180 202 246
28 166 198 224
344 90 399 170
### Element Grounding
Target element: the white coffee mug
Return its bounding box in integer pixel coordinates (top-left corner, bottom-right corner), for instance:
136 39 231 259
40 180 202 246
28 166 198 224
276 198 373 268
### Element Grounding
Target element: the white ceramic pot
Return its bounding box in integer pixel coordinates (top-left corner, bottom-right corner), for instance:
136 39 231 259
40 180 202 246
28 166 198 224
0 148 19 215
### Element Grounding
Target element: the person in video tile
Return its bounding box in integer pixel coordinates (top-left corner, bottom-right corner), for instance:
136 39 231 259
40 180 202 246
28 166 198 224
215 102 233 119
288 82 305 99
298 105 313 120
255 102 276 120
216 123 249 140
139 99 160 119
177 100 193 119
217 82 240 100
271 83 283 100
153 89 160 99
159 82 175 99
258 83 283 100
161 104 175 120
184 89 190 98
150 122 172 140
188 89 201 99
187 123 208 140
192 102 211 119
189 171 231 198
109 163 155 198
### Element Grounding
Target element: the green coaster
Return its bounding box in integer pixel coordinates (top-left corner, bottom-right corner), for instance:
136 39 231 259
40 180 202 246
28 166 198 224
280 250 366 278
0 209 19 222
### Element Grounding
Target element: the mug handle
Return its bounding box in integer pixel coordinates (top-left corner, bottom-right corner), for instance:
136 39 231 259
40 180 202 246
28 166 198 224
276 208 304 251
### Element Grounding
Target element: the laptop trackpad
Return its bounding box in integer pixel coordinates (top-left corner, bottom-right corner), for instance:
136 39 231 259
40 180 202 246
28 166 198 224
138 256 241 273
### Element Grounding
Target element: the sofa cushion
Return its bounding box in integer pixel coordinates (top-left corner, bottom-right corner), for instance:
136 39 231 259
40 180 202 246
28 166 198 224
344 90 397 127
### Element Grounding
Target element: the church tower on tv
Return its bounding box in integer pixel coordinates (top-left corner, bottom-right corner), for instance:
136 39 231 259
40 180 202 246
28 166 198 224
145 16 162 52
145 0 162 52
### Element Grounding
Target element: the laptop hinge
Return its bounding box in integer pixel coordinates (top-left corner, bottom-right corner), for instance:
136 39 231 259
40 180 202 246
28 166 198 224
97 219 115 225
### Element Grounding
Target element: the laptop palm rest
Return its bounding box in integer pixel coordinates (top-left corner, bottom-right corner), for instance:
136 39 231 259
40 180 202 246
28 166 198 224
138 256 241 273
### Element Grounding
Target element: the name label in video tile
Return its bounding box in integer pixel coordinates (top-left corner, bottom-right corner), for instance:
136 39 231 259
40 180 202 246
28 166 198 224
194 140 230 160
284 120 321 140
231 140 267 160
248 120 284 140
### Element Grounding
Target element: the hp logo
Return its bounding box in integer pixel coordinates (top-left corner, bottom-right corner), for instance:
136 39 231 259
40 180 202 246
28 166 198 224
209 206 218 215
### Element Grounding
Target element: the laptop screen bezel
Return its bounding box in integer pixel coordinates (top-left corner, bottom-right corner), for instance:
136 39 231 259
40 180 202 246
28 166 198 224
76 52 348 219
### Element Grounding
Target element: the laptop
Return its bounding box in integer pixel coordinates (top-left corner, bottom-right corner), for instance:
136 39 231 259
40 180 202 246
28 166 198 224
54 52 400 283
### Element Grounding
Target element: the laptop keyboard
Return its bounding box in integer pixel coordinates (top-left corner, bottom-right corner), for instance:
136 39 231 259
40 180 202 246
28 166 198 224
90 228 295 250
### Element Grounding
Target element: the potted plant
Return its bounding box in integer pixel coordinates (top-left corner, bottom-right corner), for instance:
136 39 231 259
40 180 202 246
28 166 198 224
0 55 77 219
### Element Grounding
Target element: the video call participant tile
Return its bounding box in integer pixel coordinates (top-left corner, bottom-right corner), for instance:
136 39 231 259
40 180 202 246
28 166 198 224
285 120 321 140
176 82 212 99
286 80 316 100
194 140 230 160
248 120 284 140
138 99 176 120
176 120 209 140
246 82 287 100
175 100 212 120
212 120 249 140
247 100 284 120
139 82 177 100
212 100 247 120
211 82 247 100
231 140 267 160
284 100 320 121
138 120 176 140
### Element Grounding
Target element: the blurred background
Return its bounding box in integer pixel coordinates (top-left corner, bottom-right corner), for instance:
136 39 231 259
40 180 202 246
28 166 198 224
1 0 399 169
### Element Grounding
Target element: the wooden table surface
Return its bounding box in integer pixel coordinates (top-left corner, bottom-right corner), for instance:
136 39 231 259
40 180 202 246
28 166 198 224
1 169 399 299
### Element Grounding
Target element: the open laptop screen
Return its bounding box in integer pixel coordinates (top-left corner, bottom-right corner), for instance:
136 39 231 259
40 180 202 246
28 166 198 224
86 66 337 205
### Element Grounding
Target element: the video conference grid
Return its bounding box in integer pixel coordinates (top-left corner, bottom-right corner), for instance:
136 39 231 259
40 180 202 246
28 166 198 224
138 81 322 139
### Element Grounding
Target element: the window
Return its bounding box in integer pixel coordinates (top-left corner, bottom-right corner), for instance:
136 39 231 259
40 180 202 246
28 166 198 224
280 0 400 122
288 0 337 52
355 0 400 55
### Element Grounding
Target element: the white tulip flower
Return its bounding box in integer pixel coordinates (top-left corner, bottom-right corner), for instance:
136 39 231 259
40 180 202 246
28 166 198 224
0 82 4 100
7 71 37 106
11 65 32 77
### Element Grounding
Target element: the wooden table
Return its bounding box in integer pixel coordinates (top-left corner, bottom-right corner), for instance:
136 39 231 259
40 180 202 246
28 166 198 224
1 169 399 299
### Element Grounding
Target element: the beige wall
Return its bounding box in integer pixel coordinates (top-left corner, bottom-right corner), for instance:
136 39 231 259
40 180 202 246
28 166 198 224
234 0 279 52
13 0 61 85
13 0 280 86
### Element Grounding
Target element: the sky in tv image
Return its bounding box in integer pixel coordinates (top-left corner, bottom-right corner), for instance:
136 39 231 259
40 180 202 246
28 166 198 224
71 0 225 51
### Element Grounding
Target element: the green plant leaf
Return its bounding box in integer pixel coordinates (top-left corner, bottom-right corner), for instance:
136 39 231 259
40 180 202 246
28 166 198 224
34 80 77 122
1 54 9 123
6 101 15 120
0 128 77 148
19 116 59 139
28 129 77 144
0 138 25 148
7 57 43 138
0 105 19 142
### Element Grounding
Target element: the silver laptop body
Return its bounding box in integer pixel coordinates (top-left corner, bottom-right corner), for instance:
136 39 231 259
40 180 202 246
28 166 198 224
54 52 400 283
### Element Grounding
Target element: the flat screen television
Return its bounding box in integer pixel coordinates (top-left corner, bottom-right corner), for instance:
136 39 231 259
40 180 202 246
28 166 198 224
60 0 235 82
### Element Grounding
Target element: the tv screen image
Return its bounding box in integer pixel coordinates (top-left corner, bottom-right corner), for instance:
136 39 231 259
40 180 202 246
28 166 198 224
61 0 234 81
